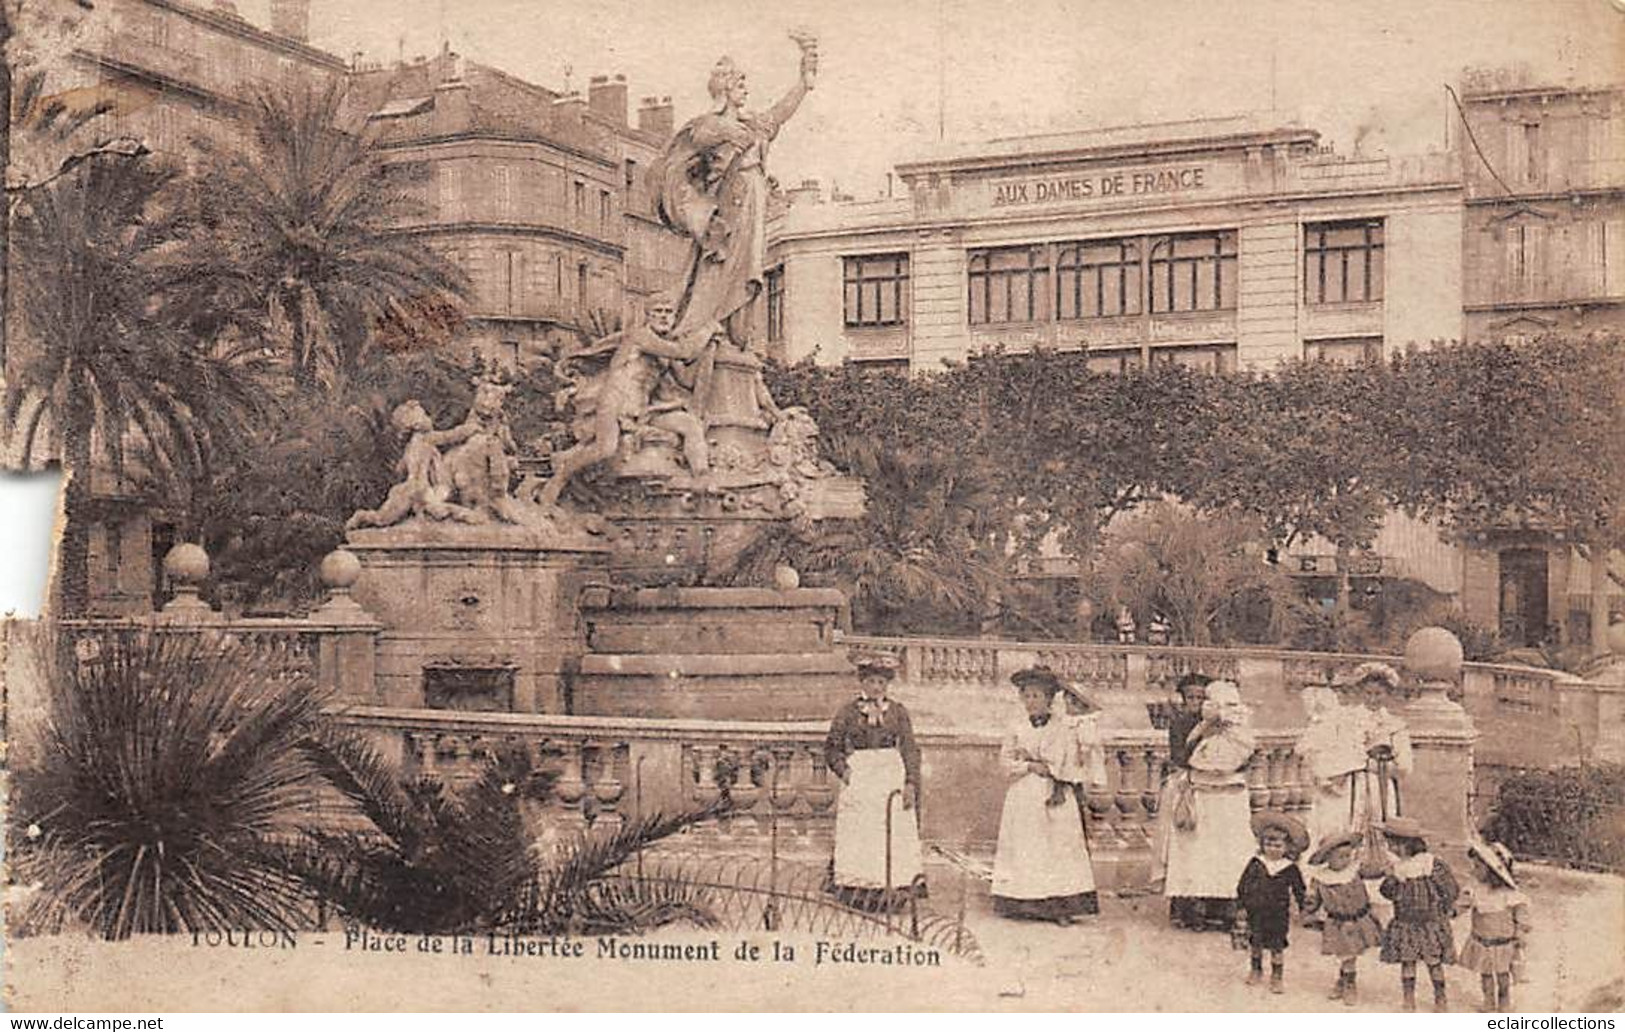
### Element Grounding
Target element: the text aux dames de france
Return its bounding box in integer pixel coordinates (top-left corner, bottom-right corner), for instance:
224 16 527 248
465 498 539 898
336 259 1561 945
993 165 1207 206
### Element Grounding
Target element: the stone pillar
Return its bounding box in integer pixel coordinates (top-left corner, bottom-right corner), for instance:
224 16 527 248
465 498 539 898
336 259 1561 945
153 544 222 625
1401 627 1478 849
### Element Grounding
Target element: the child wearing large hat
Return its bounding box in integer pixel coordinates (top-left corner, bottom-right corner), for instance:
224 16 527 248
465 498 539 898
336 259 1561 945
1459 840 1531 1011
1235 812 1309 993
1377 817 1461 1011
1304 829 1385 1005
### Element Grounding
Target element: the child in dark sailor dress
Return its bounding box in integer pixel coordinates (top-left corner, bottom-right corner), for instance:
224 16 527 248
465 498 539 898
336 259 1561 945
1305 829 1385 1006
1235 811 1308 994
1377 817 1460 1012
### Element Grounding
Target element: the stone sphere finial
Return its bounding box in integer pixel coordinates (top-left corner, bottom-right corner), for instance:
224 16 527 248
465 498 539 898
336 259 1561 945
163 543 210 587
320 548 362 591
772 563 801 591
1405 626 1464 684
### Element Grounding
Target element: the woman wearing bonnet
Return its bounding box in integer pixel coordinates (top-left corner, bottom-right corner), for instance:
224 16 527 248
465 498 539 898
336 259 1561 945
823 649 925 911
1161 680 1259 932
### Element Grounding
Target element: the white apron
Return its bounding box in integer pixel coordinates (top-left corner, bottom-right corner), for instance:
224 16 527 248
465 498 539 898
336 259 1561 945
1163 777 1256 899
993 772 1095 900
832 749 923 890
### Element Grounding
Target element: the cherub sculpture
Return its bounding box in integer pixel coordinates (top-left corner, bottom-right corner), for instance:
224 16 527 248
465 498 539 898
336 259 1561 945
445 375 526 523
346 400 484 530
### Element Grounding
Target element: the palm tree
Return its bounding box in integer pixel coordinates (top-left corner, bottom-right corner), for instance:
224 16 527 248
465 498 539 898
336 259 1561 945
7 628 328 938
184 84 468 391
726 442 1008 635
290 732 723 935
4 157 272 611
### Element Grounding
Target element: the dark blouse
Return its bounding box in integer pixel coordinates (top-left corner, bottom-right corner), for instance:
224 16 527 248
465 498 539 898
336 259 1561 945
1237 857 1307 918
1167 709 1204 770
824 697 922 786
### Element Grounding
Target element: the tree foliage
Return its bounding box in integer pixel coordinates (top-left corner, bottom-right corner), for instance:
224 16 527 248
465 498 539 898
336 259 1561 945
181 85 469 390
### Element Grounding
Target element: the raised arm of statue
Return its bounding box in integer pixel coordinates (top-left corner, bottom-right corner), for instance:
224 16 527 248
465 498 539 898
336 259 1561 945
758 34 817 138
422 420 480 450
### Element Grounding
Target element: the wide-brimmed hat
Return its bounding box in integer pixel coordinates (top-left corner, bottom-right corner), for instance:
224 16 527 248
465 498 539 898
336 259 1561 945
1250 811 1310 855
1308 829 1364 866
849 648 899 679
1468 839 1518 890
1011 665 1100 713
1378 816 1429 844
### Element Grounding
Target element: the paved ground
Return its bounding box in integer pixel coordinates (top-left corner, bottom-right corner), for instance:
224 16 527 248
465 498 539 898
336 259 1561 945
920 857 1623 1012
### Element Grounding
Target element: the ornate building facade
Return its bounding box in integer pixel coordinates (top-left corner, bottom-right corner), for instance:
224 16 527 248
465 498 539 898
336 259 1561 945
766 94 1623 644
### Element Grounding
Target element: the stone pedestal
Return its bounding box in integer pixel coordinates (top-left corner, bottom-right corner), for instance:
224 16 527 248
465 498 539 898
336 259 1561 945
576 586 854 719
346 525 610 713
1403 627 1478 850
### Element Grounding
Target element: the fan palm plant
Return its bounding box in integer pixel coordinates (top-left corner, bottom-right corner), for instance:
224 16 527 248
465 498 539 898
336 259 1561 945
724 441 1008 634
7 628 329 939
290 731 722 935
183 84 469 391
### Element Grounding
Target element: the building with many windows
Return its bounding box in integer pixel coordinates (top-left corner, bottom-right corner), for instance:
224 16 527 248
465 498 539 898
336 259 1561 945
348 54 686 370
769 116 1463 374
766 100 1621 642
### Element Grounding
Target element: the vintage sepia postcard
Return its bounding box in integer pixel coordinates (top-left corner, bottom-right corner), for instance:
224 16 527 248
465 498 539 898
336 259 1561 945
2 0 1623 1014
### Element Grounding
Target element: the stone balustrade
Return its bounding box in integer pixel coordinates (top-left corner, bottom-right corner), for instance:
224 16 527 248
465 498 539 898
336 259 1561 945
60 614 380 699
331 705 1319 888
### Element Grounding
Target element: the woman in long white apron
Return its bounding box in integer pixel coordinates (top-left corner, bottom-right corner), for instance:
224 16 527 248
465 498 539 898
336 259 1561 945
992 666 1108 925
824 650 925 911
1163 680 1258 929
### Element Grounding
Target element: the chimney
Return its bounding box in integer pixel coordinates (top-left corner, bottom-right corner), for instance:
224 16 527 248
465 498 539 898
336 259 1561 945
588 74 628 126
637 95 674 137
269 0 309 42
786 178 822 206
434 77 472 134
554 91 587 123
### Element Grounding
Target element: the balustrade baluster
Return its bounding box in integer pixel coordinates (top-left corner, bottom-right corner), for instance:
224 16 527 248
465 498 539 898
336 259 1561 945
588 741 626 833
554 739 588 834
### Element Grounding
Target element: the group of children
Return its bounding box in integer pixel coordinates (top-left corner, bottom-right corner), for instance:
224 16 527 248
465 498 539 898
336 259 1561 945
823 652 1533 1012
1235 811 1531 1011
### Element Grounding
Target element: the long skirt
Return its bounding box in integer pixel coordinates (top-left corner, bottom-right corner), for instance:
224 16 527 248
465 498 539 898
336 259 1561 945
832 749 923 891
1306 776 1357 855
992 773 1098 919
1163 782 1255 900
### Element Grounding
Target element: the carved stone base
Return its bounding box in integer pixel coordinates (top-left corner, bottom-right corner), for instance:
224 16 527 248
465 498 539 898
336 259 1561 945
345 531 611 714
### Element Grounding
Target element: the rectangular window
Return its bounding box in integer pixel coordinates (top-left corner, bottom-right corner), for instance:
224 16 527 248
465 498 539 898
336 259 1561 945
501 251 521 313
967 245 1048 325
1149 231 1238 313
1150 344 1238 374
625 158 638 191
573 180 586 214
1304 336 1383 364
765 265 785 342
437 165 462 221
842 253 909 327
1056 238 1141 319
1524 123 1542 185
1084 348 1143 374
600 189 612 226
578 263 589 308
1304 220 1384 304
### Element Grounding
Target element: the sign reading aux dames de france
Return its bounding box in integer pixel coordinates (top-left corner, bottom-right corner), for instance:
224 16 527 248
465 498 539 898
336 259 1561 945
991 164 1210 206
